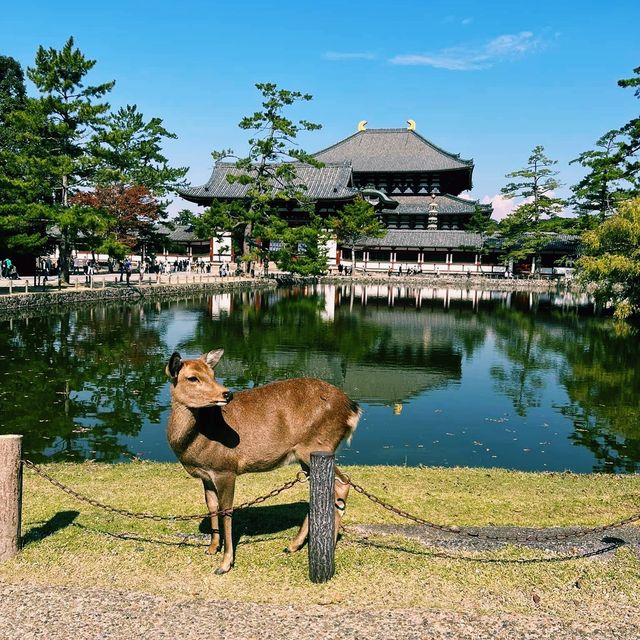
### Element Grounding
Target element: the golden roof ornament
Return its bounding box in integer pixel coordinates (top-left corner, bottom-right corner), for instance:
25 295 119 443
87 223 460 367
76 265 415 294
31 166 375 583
357 120 367 132
407 119 416 131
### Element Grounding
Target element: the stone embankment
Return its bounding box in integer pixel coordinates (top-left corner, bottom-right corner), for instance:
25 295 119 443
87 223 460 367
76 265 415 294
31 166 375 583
0 277 275 314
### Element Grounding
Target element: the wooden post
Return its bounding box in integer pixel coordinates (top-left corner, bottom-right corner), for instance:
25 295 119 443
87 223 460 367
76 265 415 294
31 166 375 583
308 451 335 583
0 435 23 562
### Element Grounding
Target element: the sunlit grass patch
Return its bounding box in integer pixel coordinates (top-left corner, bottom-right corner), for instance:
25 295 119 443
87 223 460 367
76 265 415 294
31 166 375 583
1 462 638 622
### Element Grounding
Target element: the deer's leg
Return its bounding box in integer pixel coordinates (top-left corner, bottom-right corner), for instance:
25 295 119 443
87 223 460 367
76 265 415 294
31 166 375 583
285 461 310 553
213 471 236 575
202 478 220 555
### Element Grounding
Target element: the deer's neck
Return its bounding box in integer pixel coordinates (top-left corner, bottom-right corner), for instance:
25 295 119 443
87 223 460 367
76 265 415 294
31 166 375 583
167 401 200 454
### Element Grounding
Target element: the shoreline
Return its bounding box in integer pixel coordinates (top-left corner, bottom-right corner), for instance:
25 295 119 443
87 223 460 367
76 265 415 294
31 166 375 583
0 276 275 314
0 272 580 313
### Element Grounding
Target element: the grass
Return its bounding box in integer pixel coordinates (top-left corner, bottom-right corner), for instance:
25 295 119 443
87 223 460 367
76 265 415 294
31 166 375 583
2 462 639 622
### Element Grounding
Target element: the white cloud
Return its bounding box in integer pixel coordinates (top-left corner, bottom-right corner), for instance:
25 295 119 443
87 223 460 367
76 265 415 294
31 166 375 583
323 52 376 61
390 31 543 71
481 194 517 221
461 17 473 26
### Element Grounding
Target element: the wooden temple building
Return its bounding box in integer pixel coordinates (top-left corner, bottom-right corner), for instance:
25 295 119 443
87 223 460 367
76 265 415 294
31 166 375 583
178 122 575 275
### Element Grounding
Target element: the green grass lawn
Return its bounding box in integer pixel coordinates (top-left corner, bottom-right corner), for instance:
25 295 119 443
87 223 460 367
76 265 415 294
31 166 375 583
2 462 639 622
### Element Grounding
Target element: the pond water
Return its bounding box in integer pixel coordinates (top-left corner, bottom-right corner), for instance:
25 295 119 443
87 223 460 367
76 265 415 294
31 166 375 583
1 284 639 473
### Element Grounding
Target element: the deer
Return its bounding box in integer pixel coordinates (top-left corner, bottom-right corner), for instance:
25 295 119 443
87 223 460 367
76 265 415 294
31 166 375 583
165 348 361 575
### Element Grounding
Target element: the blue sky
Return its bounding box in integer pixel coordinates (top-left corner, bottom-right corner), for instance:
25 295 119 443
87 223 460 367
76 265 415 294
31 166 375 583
2 0 639 218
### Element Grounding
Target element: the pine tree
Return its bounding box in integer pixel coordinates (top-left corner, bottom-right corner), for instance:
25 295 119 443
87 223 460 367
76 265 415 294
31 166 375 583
570 130 627 224
499 145 566 268
25 36 115 281
210 83 324 271
329 196 384 275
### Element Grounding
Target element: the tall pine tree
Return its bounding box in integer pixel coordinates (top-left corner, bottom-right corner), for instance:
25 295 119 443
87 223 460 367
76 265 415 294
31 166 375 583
499 145 566 269
26 36 115 281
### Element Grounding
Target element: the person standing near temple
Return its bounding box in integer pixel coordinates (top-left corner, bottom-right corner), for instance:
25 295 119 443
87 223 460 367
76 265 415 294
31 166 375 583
86 260 94 285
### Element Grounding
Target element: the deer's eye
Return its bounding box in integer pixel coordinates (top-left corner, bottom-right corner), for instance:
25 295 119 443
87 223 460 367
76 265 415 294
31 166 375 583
187 376 198 383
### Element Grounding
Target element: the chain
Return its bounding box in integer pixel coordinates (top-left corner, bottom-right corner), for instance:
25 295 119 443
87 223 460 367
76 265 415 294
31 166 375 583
23 460 307 521
337 470 640 543
23 459 640 544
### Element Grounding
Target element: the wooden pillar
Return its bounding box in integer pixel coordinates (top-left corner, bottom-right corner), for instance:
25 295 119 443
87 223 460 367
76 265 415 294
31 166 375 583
0 435 23 562
308 451 335 583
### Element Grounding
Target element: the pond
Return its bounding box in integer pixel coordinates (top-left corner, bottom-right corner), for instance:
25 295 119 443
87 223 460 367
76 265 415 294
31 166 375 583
1 284 639 473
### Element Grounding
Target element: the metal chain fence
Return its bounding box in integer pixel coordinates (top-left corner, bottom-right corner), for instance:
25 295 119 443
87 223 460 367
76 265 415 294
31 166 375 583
23 459 640 546
336 469 640 543
23 459 307 521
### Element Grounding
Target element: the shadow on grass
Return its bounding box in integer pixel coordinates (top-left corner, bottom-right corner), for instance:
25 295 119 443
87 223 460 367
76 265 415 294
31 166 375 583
342 532 628 564
67 502 309 550
22 510 80 547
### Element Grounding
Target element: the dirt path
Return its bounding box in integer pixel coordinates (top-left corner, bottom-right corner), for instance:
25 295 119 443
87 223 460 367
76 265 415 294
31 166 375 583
1 582 638 640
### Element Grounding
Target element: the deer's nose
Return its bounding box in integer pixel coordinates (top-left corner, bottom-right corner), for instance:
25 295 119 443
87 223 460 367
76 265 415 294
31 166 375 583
223 391 233 402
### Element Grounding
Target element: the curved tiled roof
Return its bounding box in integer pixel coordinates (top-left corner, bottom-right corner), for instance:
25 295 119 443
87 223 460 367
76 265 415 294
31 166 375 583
313 129 473 172
357 230 484 249
382 194 492 216
178 162 357 203
484 233 581 252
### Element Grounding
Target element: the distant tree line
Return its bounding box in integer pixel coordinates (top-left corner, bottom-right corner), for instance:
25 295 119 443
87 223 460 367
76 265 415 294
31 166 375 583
0 37 188 282
469 65 639 319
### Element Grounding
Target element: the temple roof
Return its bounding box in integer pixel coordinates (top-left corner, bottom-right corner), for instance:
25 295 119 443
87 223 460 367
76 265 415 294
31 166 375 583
484 233 581 252
381 194 492 216
313 129 473 173
155 223 203 242
357 230 484 249
356 231 580 252
178 161 357 204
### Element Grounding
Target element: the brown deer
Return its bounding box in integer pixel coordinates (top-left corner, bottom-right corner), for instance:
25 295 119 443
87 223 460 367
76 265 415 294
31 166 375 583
165 349 361 574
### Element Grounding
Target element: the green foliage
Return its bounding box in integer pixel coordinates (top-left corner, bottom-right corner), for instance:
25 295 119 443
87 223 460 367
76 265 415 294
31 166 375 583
266 212 329 275
466 205 497 234
0 39 189 276
570 65 640 224
193 199 243 243
0 56 26 148
498 145 567 265
501 145 565 220
210 83 324 268
570 130 628 222
329 196 384 255
1 37 116 279
90 104 188 199
172 209 197 226
0 57 54 255
26 36 115 201
577 197 640 319
616 65 640 189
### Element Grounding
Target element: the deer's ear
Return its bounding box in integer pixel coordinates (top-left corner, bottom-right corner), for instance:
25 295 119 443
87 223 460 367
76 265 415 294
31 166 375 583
202 349 224 370
166 352 183 378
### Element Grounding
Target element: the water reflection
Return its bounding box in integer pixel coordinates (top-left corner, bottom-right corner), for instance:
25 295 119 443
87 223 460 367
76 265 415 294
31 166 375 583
0 286 638 472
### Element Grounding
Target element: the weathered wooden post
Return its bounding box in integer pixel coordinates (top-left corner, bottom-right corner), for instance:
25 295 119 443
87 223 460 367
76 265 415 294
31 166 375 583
308 451 336 583
0 435 23 562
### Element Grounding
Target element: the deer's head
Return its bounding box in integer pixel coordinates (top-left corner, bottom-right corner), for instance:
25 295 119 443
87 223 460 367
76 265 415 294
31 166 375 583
166 349 233 408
